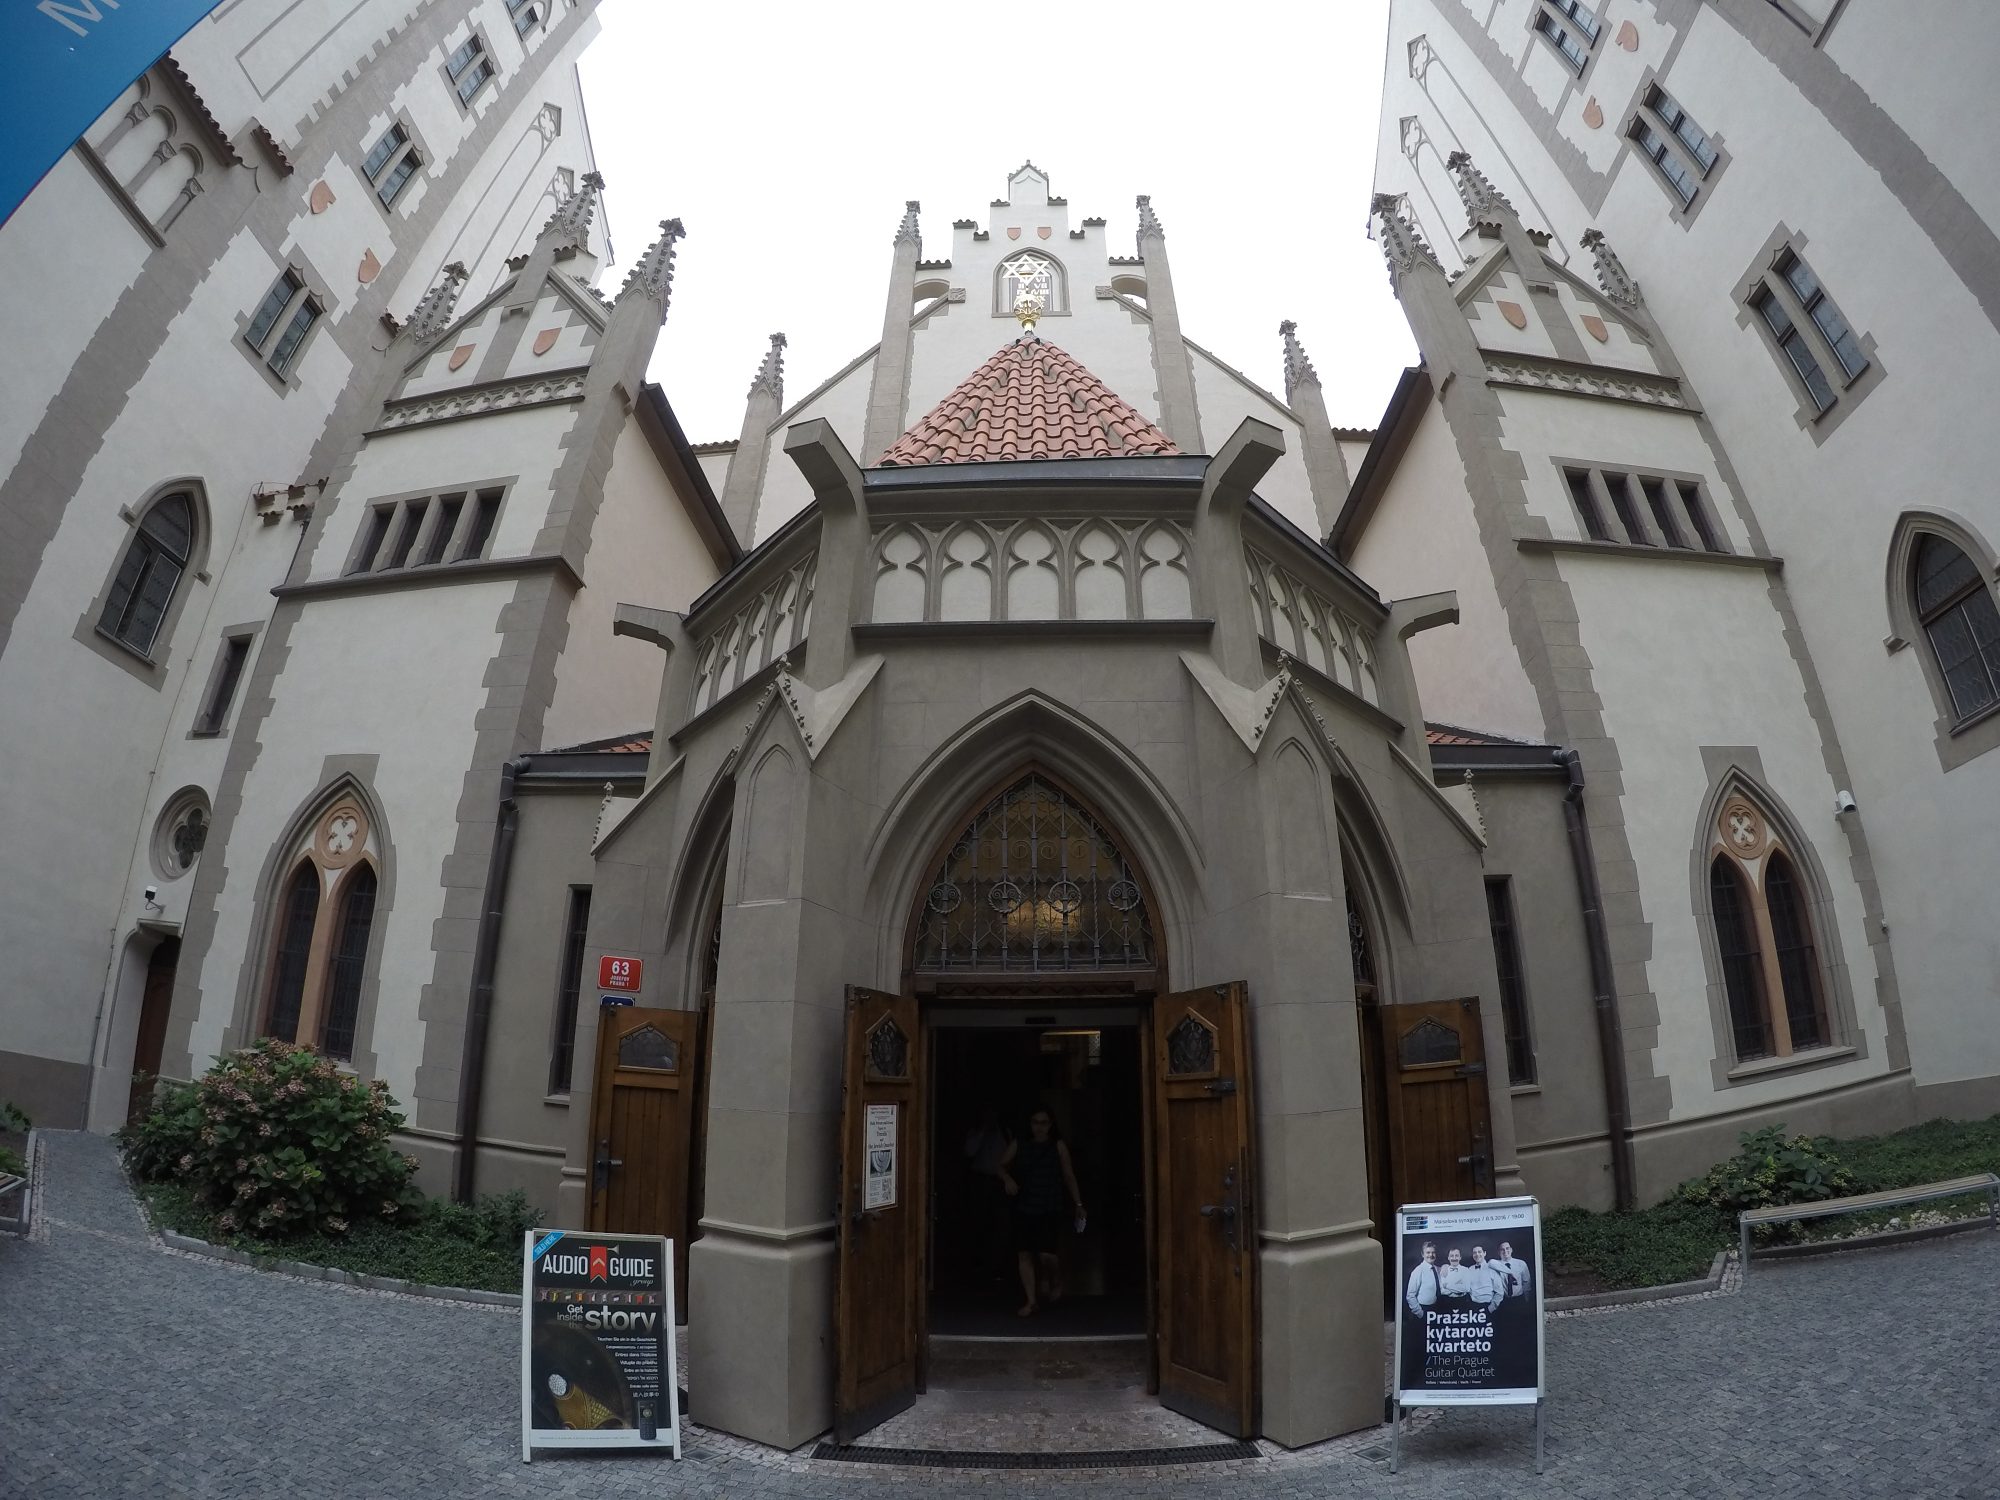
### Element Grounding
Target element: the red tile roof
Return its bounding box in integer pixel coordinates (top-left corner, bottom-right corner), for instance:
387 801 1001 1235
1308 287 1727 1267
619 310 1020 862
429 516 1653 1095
879 336 1180 466
1423 722 1544 748
547 731 653 754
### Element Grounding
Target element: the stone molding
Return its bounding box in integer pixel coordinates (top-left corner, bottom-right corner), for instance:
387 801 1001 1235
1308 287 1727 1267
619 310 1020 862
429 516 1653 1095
1485 356 1688 409
373 370 588 431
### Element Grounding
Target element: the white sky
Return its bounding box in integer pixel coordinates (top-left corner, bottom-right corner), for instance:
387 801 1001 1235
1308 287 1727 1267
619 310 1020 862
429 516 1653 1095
576 0 1416 446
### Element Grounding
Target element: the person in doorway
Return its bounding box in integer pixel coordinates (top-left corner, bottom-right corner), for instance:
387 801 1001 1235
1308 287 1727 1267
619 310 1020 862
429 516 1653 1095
998 1107 1084 1317
962 1105 1014 1287
1404 1241 1442 1319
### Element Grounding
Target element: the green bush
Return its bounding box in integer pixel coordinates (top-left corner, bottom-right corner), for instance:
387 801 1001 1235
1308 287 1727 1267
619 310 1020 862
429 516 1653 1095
119 1040 421 1238
1544 1199 1729 1288
1675 1124 1857 1217
0 1100 30 1133
0 1145 23 1178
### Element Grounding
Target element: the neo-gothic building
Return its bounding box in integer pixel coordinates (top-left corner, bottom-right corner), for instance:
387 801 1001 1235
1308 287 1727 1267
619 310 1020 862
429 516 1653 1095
0 0 1993 1456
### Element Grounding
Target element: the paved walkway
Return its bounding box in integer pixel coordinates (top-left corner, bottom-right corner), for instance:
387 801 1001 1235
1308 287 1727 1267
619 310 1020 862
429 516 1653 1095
4 1131 1998 1498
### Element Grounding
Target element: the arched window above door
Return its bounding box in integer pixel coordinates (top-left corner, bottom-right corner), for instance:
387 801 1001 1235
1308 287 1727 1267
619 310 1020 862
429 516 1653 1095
912 772 1154 972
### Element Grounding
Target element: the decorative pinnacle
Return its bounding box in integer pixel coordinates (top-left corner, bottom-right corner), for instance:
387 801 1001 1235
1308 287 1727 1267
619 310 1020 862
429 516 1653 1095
1135 193 1164 242
748 332 787 400
1580 228 1643 307
894 200 921 246
404 261 468 343
619 218 686 315
1444 149 1515 225
540 169 604 251
1372 193 1443 283
1278 320 1320 400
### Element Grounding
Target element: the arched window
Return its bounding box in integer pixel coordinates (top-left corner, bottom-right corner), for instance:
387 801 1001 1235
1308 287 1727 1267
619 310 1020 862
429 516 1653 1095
266 862 322 1043
1912 534 2000 721
255 791 384 1063
1708 856 1769 1061
995 251 1066 317
1702 787 1838 1065
98 492 193 656
912 772 1153 972
320 866 378 1061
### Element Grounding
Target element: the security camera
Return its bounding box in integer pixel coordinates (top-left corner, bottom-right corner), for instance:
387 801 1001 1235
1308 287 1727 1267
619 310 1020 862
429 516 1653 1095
1833 790 1857 815
143 884 159 904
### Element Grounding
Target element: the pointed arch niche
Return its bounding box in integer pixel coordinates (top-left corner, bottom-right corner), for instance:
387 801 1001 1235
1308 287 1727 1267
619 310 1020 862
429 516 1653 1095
1884 510 2000 771
1691 772 1860 1081
251 781 389 1066
906 768 1157 977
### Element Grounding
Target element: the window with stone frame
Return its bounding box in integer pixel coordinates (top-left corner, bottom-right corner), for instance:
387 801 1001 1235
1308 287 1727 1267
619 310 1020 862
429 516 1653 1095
1704 792 1836 1066
1529 0 1602 76
1762 0 1845 43
258 795 382 1063
1626 84 1724 217
1740 234 1879 434
1484 878 1536 1086
506 0 543 36
361 120 422 208
995 251 1065 317
445 33 495 107
78 70 209 240
243 270 322 379
193 631 253 736
547 887 592 1094
1911 534 2000 725
98 491 194 658
347 489 498 574
1559 465 1730 554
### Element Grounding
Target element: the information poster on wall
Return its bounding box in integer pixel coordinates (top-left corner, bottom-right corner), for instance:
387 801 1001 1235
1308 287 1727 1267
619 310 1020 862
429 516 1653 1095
1393 1196 1544 1406
864 1103 897 1210
521 1229 681 1461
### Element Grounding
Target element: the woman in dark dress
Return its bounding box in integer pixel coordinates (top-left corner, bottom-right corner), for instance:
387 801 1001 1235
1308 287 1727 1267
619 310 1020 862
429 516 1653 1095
998 1107 1084 1317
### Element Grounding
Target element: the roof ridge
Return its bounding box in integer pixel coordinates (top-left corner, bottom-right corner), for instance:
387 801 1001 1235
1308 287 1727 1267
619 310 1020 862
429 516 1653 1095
879 336 1178 467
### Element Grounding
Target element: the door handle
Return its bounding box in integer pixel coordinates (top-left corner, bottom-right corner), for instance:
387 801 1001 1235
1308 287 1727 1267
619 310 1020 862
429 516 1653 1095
1198 1164 1241 1251
593 1140 623 1193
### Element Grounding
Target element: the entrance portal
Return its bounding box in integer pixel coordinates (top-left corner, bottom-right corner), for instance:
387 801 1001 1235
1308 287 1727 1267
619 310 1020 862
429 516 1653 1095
928 1008 1147 1339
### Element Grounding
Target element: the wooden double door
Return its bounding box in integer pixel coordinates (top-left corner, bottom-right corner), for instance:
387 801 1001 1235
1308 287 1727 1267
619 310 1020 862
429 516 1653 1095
833 983 1259 1443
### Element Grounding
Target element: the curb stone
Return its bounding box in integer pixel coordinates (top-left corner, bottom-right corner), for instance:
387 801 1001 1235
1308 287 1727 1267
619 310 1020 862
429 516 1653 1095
1543 1249 1730 1312
156 1228 520 1307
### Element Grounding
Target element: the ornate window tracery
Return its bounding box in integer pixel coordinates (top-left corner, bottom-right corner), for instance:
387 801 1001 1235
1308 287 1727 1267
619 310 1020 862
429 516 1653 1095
912 774 1154 972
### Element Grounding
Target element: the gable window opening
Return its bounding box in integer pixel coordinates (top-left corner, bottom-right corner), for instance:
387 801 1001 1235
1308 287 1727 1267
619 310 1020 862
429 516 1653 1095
1562 466 1729 555
385 498 427 570
1532 0 1600 74
99 492 194 657
1913 534 2000 723
244 270 320 377
423 494 465 566
460 488 503 559
362 121 420 208
446 35 495 106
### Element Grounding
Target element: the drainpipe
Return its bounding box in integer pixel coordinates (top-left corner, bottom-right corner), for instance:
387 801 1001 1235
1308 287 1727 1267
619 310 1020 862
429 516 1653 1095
1558 749 1638 1212
454 755 529 1204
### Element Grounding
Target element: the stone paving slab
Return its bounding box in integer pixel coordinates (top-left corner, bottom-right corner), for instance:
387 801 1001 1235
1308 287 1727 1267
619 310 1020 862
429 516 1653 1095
4 1130 2000 1498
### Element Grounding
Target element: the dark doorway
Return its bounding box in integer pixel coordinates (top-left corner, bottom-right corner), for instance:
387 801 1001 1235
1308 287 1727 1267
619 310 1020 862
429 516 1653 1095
127 938 179 1124
927 1014 1146 1338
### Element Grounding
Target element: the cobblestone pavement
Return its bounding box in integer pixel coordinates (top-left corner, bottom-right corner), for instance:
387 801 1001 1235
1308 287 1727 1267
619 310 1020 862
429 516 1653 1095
4 1131 1999 1498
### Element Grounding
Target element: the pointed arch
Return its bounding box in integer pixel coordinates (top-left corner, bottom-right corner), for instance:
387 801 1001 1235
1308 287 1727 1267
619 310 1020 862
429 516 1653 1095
1690 765 1854 1076
235 769 395 1075
1003 521 1061 619
872 524 930 624
937 522 996 622
859 690 1205 985
1884 509 2000 767
993 248 1068 316
81 478 214 677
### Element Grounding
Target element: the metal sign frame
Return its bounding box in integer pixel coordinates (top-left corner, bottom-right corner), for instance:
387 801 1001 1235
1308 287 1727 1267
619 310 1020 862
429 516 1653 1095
520 1229 682 1461
1388 1194 1546 1474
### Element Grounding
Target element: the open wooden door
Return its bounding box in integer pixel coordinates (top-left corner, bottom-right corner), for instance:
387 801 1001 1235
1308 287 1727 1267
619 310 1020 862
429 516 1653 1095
587 1005 700 1310
1150 982 1257 1438
1377 997 1495 1204
834 986 924 1444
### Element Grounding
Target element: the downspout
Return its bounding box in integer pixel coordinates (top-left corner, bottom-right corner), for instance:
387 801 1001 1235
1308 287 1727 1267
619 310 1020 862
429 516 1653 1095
1558 749 1638 1212
454 755 528 1204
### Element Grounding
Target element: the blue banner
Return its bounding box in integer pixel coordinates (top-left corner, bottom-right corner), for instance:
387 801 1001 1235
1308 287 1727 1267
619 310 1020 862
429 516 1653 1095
2 0 225 227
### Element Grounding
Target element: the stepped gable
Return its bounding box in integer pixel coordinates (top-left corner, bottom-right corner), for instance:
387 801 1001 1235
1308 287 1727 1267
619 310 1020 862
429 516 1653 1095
878 335 1180 466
